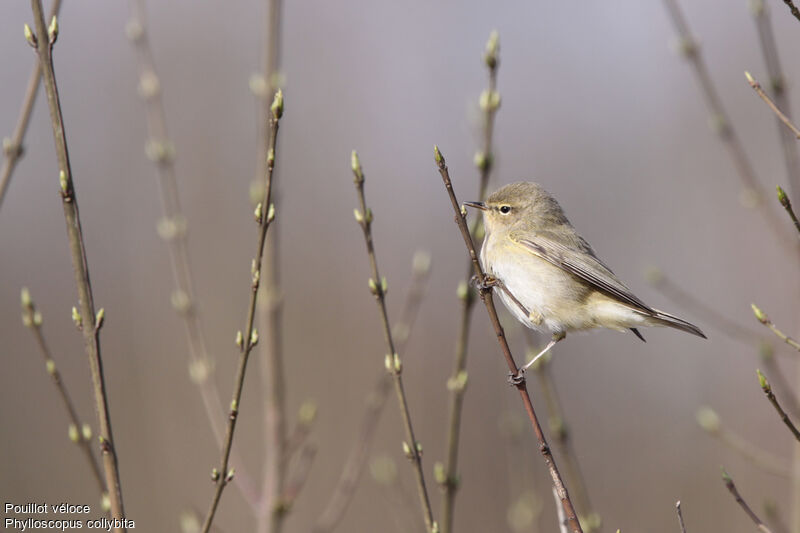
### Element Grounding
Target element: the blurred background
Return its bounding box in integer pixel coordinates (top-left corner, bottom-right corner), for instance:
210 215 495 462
1 1 799 531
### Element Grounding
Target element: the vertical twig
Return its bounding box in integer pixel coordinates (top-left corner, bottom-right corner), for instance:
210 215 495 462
661 0 792 246
254 1 288 531
312 253 431 533
20 288 105 497
0 0 62 210
25 3 126 528
722 468 773 533
439 31 500 533
350 151 436 532
434 146 583 533
750 0 800 201
124 0 259 506
200 90 284 533
527 338 599 531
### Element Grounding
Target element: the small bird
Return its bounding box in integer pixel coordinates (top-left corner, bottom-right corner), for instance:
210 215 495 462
464 182 705 373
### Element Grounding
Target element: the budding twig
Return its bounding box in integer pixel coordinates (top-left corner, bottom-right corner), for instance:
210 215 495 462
676 501 687 533
350 151 436 532
757 370 800 441
745 72 800 139
435 146 583 533
751 304 800 352
721 469 773 533
201 89 284 533
27 1 126 527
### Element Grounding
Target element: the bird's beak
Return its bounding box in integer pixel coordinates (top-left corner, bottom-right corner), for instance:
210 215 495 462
463 201 488 211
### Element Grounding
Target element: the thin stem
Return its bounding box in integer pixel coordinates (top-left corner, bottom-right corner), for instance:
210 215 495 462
781 0 800 23
750 0 800 201
200 90 284 533
27 2 126 527
775 185 800 237
752 304 800 352
757 370 800 441
255 1 288 531
761 352 800 418
123 0 259 506
350 152 436 532
312 253 431 533
435 146 583 533
0 0 61 210
440 31 499 533
745 72 800 139
20 288 105 496
661 0 792 246
527 334 599 531
722 469 773 533
676 501 687 533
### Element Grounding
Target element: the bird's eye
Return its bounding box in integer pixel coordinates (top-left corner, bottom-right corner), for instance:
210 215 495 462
499 205 511 214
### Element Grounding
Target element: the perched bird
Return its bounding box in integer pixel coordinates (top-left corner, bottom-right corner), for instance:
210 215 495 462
464 182 705 372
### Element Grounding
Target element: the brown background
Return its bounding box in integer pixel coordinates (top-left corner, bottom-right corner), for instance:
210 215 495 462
1 1 798 532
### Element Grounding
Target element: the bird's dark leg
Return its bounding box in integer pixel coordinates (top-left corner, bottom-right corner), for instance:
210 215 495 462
470 274 499 291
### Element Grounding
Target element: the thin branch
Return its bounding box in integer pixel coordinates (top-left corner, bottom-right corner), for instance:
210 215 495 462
745 71 800 139
749 0 800 200
526 334 600 532
554 487 569 533
20 288 105 496
661 0 792 246
752 304 800 352
780 0 800 23
200 90 284 533
775 185 800 236
0 0 62 210
757 370 800 441
123 0 259 507
349 151 436 532
254 2 288 531
676 501 687 533
760 350 800 417
721 468 773 533
312 252 431 533
440 31 500 533
26 3 126 527
434 146 583 533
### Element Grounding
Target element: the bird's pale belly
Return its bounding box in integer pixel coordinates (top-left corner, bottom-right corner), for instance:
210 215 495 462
483 242 646 334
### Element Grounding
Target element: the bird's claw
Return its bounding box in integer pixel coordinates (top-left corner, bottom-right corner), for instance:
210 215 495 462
507 369 526 386
471 274 499 292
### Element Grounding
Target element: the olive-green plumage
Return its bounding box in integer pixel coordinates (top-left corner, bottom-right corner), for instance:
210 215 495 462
466 182 705 367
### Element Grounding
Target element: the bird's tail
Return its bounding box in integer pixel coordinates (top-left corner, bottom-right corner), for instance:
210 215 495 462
650 308 707 339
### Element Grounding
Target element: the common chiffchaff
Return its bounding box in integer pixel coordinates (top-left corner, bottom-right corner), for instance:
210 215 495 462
465 182 705 371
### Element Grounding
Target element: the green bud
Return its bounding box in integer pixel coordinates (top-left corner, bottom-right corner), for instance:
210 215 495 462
59 171 68 194
402 441 412 458
431 521 440 533
250 329 259 346
270 89 284 119
777 185 790 208
47 16 58 44
412 250 432 275
434 145 444 165
171 290 191 314
211 468 220 482
71 307 82 328
351 150 362 179
21 287 32 309
484 30 499 69
137 72 160 100
384 353 393 372
756 369 770 392
368 278 378 295
32 312 42 327
744 70 756 86
446 370 468 392
353 208 364 223
254 202 263 223
751 303 768 324
46 360 55 375
68 424 79 443
235 330 243 347
479 89 501 112
249 73 267 97
381 276 388 294
267 203 275 223
721 467 732 483
225 468 235 482
24 24 37 48
392 353 402 373
456 280 469 301
231 399 238 411
188 359 210 384
81 424 92 441
95 308 105 329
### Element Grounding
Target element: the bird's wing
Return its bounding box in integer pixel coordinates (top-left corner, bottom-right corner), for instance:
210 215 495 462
514 232 655 314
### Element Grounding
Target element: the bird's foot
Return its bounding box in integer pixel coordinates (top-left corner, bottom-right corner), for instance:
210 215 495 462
507 369 526 386
471 274 499 292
